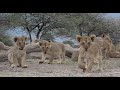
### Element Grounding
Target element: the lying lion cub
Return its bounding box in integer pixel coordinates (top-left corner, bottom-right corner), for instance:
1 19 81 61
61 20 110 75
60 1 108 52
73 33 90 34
39 40 65 64
76 35 103 72
8 36 28 68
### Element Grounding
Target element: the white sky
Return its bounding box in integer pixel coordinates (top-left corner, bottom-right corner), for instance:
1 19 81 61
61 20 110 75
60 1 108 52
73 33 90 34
106 13 120 18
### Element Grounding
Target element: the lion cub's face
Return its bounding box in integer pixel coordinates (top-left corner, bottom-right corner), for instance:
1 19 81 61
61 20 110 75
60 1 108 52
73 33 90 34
101 33 112 43
76 35 96 51
14 36 28 50
39 40 51 54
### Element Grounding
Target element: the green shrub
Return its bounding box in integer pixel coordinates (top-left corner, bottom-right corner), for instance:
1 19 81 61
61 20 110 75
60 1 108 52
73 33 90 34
0 35 13 46
63 40 74 47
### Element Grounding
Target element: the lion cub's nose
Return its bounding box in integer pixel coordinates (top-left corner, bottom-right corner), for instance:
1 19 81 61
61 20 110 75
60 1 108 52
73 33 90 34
85 47 88 51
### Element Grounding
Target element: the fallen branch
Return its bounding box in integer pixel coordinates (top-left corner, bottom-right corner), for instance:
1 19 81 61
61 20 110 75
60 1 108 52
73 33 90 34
0 43 79 61
109 51 120 58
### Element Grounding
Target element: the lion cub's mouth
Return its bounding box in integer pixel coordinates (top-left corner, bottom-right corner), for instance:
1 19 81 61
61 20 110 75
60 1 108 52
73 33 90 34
19 48 24 50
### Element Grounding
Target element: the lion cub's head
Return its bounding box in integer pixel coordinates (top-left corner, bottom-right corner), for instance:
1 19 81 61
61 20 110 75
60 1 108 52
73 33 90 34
39 40 52 54
101 33 112 44
76 35 96 51
14 36 28 50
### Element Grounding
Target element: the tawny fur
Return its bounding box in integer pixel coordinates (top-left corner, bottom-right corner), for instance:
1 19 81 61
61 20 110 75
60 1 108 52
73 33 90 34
71 50 79 61
93 33 113 60
111 43 116 52
76 35 103 73
32 39 39 44
39 40 65 64
7 36 28 68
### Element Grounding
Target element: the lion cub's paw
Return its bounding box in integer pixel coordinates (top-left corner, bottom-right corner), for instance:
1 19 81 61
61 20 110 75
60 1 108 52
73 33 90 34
22 65 28 68
48 62 53 64
57 61 63 64
11 64 17 68
39 60 44 64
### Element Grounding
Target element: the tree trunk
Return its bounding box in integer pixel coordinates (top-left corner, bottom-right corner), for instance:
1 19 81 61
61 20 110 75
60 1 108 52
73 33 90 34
79 28 83 36
28 31 32 43
36 29 41 39
26 27 32 43
36 23 45 39
40 29 48 39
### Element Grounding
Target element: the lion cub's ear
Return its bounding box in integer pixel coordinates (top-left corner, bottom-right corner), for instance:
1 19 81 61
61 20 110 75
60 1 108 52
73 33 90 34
14 36 18 42
76 35 82 42
90 34 96 42
48 40 52 42
101 33 105 38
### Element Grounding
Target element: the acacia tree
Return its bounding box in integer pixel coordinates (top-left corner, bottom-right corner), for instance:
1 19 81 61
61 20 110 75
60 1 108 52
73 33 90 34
9 13 70 42
8 13 120 44
63 13 108 36
31 13 71 40
9 13 39 42
0 13 13 46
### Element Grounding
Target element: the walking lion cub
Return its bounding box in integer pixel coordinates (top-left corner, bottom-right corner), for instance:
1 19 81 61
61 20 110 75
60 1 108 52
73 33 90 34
8 36 28 68
39 40 65 64
76 35 103 72
94 33 113 59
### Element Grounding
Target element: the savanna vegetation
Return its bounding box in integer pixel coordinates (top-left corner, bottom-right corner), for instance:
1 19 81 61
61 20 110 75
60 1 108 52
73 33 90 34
0 13 120 46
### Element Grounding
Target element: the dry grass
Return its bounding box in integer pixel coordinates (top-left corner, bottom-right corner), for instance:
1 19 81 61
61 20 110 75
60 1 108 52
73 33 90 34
0 52 120 77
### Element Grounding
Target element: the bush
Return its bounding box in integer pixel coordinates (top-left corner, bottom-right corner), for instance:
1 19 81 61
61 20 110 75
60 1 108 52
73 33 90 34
63 40 74 47
0 35 13 46
41 33 55 42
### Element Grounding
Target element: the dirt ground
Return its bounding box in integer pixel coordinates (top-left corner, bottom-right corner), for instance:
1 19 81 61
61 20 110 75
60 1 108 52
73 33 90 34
1 52 120 77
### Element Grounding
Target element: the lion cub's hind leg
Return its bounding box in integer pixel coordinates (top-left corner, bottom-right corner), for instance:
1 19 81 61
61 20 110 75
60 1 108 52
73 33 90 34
8 54 20 68
57 54 65 64
48 56 54 64
85 60 93 73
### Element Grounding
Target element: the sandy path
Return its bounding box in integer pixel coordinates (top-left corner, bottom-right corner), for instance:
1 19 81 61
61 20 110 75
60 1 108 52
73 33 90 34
0 57 120 77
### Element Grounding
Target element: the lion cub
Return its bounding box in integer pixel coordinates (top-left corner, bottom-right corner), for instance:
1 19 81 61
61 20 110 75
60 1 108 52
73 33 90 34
76 35 103 72
39 40 65 64
94 33 113 59
8 36 28 68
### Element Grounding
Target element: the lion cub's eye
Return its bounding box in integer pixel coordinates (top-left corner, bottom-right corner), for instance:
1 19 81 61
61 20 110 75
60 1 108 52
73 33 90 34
46 47 49 49
42 47 44 49
88 42 90 45
82 43 85 45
